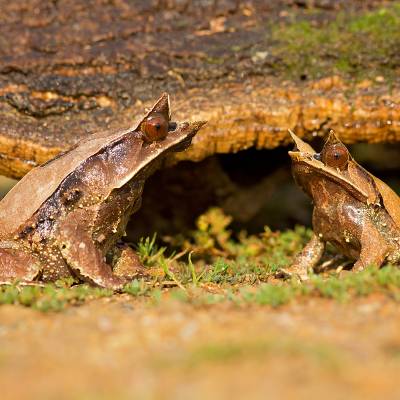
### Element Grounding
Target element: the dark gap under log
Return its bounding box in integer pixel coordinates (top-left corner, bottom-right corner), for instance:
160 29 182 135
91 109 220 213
1 143 399 240
128 142 400 240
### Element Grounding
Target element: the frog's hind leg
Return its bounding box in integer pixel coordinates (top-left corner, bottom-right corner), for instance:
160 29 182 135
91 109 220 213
0 246 41 285
353 223 389 272
56 210 127 290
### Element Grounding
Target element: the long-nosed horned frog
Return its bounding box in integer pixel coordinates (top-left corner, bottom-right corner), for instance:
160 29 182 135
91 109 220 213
0 93 206 289
285 130 400 280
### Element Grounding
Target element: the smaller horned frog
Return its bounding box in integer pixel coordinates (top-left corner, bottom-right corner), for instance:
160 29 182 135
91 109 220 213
286 131 400 280
0 94 205 289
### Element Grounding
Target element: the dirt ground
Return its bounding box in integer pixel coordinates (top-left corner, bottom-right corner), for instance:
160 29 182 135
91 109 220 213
1 295 399 400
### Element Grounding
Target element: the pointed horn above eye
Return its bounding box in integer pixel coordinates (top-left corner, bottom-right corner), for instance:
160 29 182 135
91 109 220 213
150 92 171 120
325 130 342 145
134 93 171 133
288 129 316 153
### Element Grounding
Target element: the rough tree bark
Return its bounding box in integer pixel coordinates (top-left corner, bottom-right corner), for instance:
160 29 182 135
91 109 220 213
0 0 399 178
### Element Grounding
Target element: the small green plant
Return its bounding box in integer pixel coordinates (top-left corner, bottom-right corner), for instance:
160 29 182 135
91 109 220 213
136 234 168 267
187 251 199 285
204 259 230 284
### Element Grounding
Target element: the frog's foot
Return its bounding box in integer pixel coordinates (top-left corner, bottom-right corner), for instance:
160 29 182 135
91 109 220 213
314 255 347 273
112 244 149 279
352 256 384 273
0 247 41 285
275 265 309 282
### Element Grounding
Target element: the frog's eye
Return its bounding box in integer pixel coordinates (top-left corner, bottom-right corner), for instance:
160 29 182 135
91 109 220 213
140 114 168 143
321 143 349 170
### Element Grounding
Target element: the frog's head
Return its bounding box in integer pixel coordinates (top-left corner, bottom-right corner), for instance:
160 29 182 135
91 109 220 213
288 130 379 204
137 93 206 152
103 92 206 189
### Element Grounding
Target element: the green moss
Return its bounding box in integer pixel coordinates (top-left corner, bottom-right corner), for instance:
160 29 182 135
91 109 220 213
0 283 112 312
270 5 400 80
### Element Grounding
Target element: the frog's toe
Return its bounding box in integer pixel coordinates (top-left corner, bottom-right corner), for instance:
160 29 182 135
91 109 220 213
0 247 41 284
275 267 309 282
112 245 150 279
274 268 300 281
95 275 128 291
298 272 310 282
274 268 292 280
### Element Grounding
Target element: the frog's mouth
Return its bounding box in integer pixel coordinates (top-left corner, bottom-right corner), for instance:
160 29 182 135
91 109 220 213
288 130 369 203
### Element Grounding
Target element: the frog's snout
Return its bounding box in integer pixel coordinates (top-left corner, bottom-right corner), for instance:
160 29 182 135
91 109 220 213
180 122 189 130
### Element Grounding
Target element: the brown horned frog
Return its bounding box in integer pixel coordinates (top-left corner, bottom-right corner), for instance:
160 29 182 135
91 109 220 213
285 130 400 280
0 93 206 290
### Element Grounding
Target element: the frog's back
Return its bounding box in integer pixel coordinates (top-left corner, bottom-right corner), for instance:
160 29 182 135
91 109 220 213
0 127 137 238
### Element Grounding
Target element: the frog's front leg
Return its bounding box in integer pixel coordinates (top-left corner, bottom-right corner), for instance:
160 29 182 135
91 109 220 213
112 243 149 279
0 245 41 284
280 233 325 281
56 209 127 290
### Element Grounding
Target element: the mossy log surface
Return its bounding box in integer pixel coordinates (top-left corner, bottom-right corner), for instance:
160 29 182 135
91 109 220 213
0 0 399 178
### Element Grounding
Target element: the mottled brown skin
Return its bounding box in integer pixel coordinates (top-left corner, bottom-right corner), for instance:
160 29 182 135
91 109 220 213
0 94 205 289
286 131 400 280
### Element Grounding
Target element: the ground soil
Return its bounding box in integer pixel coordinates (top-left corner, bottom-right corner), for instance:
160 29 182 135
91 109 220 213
1 295 400 400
